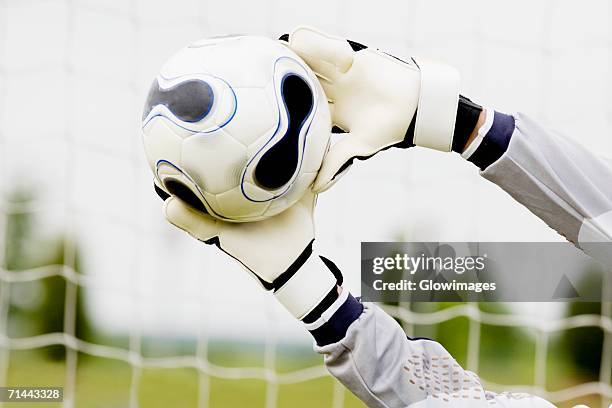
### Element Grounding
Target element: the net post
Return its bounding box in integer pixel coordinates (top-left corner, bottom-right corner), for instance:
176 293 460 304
0 0 9 402
466 303 481 374
61 0 79 405
599 271 611 408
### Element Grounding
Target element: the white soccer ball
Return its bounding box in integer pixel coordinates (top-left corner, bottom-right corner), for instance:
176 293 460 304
141 35 331 222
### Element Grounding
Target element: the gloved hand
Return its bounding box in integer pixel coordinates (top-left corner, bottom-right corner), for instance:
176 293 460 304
155 181 340 321
282 26 481 192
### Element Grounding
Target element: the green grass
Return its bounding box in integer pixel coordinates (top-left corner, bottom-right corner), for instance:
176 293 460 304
2 344 604 408
3 347 365 408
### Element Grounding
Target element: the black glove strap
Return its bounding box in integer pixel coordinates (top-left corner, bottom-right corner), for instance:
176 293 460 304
451 95 483 153
301 256 344 324
270 240 315 291
403 95 482 152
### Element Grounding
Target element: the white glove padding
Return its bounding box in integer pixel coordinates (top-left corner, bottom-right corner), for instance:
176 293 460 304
285 26 460 192
162 189 337 320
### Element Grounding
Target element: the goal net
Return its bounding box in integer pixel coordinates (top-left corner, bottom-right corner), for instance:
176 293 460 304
0 0 610 407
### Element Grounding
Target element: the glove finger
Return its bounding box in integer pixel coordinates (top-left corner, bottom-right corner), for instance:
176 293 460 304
163 197 220 242
312 132 378 192
288 26 354 82
317 76 338 103
293 190 316 215
303 64 336 102
327 100 335 119
221 192 315 283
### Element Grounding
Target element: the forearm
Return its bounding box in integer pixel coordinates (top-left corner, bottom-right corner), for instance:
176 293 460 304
458 105 612 258
311 299 555 407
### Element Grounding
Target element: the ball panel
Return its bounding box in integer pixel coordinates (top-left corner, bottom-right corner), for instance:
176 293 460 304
253 74 314 191
143 78 214 123
222 87 276 147
241 180 274 203
142 117 185 174
215 186 270 220
156 161 225 221
182 130 248 195
200 190 222 217
200 37 291 88
263 171 317 218
174 37 287 88
301 105 331 173
143 74 237 135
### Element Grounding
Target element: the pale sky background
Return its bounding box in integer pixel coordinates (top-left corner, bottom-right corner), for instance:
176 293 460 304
1 0 611 347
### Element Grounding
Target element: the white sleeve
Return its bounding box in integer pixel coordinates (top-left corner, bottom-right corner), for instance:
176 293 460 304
314 301 554 407
308 112 612 407
478 113 612 264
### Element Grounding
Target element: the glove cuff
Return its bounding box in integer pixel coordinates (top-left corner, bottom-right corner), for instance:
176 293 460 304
412 57 460 152
274 252 338 320
304 289 363 346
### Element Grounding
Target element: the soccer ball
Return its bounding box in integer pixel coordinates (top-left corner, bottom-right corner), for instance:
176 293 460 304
141 35 331 222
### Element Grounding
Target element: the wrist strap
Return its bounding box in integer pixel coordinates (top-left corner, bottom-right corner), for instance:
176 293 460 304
274 253 337 320
412 57 460 152
452 96 483 153
303 288 349 331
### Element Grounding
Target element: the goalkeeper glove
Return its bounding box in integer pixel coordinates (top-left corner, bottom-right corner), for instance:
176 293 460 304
282 26 482 192
154 181 342 322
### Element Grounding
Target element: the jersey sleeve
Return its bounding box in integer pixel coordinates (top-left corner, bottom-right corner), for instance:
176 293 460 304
312 299 554 407
465 110 612 264
308 111 610 406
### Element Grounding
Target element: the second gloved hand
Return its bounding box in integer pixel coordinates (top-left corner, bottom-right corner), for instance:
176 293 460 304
283 26 472 192
158 182 339 321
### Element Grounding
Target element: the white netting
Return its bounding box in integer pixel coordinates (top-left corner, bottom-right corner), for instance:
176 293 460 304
0 0 611 407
